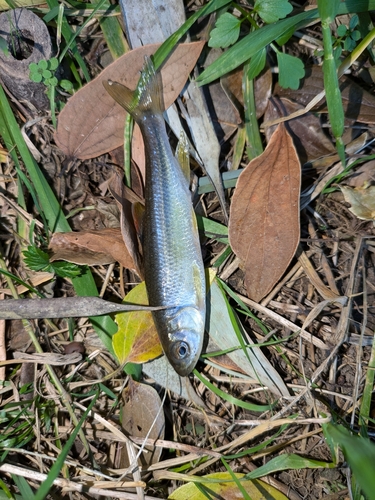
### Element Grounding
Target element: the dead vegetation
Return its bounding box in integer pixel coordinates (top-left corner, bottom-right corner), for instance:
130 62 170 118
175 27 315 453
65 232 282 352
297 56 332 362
0 1 375 499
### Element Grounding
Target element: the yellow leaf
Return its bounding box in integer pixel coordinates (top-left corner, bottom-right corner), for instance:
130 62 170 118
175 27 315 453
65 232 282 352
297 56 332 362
113 282 163 365
169 472 288 500
340 185 375 221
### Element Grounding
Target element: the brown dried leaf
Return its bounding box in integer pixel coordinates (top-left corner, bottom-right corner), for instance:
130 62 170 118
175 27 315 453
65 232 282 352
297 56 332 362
276 65 375 124
109 170 143 277
120 379 165 468
221 66 272 120
55 42 205 159
229 124 301 302
264 97 335 164
49 227 135 270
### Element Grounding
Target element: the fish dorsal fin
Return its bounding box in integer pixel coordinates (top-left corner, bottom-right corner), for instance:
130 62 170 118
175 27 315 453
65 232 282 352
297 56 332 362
175 129 191 185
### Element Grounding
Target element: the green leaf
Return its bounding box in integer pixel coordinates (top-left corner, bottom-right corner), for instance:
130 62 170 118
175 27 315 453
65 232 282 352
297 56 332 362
38 59 48 70
48 57 59 70
196 9 318 86
23 246 50 272
208 13 241 48
245 453 334 480
60 79 74 91
351 30 361 41
343 36 355 51
254 0 293 24
42 69 52 80
30 73 43 83
349 14 359 30
28 62 39 73
23 245 82 279
322 422 375 499
46 77 58 87
336 24 348 37
194 370 275 412
152 0 233 70
48 261 82 279
276 51 305 89
247 47 267 80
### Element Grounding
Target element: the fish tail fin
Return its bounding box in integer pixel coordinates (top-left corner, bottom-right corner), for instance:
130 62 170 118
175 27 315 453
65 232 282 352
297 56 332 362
103 56 164 122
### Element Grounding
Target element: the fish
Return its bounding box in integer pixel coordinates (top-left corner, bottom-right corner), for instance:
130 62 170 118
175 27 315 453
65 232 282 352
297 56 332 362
103 57 206 376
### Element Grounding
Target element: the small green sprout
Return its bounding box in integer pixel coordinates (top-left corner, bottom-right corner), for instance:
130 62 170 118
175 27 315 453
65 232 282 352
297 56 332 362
29 57 59 84
336 15 361 52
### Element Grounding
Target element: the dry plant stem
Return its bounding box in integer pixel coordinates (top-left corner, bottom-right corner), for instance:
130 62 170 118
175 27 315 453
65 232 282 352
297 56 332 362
0 293 5 380
307 221 340 296
332 235 364 345
236 293 328 349
0 463 151 499
296 245 340 300
0 255 93 460
261 260 304 306
350 258 367 428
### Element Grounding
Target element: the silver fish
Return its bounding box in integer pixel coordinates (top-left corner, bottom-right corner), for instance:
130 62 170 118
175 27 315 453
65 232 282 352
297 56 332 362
103 57 205 376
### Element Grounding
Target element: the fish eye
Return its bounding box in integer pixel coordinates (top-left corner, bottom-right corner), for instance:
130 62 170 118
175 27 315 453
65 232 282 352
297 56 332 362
173 341 190 360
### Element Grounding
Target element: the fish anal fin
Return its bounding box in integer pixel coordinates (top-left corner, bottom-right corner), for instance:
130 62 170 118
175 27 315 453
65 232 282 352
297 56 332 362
132 201 145 241
175 130 191 185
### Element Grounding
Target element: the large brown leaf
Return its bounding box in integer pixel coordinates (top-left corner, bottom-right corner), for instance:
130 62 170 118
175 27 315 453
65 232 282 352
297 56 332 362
55 42 205 159
229 124 301 302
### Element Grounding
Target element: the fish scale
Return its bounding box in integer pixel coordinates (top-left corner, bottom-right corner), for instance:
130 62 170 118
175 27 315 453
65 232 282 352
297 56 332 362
103 57 206 376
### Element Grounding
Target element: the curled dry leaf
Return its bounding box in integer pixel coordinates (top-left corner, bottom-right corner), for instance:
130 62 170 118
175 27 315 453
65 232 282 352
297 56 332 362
276 65 375 124
340 185 375 221
221 65 272 120
120 379 165 468
229 124 301 302
55 42 205 160
49 227 135 270
264 97 335 164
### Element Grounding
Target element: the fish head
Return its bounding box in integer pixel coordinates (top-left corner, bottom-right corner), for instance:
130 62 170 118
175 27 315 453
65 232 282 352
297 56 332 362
164 306 205 377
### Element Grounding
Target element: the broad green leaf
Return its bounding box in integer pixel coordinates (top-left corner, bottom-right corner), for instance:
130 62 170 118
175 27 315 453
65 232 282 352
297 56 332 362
247 48 267 81
169 472 288 500
245 453 334 480
208 13 241 48
254 0 293 24
113 282 163 365
276 52 305 89
196 9 318 86
322 422 375 499
340 185 375 220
